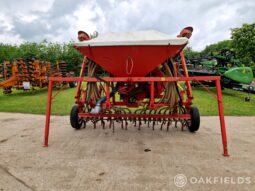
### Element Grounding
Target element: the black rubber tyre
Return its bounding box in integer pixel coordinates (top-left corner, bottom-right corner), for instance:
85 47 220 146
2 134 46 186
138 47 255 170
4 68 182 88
70 105 82 129
188 107 200 132
69 82 76 88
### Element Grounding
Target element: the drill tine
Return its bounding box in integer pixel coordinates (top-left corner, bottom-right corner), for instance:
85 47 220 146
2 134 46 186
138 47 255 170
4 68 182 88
83 120 86 129
167 121 170 131
109 118 112 129
152 120 155 131
112 120 115 133
175 120 178 128
160 121 164 131
101 118 105 129
125 120 128 130
121 119 124 130
181 120 184 131
138 120 141 131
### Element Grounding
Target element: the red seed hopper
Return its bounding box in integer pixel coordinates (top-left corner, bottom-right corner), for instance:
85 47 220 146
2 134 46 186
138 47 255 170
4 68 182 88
74 30 188 77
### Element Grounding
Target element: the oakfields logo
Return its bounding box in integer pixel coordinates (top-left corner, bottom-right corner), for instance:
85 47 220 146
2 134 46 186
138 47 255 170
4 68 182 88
174 174 187 188
174 174 251 187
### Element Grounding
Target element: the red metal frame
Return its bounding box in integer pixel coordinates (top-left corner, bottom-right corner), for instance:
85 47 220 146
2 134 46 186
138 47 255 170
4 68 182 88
43 27 229 156
44 75 229 157
180 51 193 110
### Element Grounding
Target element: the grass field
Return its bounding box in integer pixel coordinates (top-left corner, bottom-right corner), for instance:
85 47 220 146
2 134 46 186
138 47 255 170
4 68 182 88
192 87 255 115
0 86 254 116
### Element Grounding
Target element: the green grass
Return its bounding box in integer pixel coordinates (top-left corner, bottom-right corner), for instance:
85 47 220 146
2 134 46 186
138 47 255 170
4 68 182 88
0 87 76 115
192 87 255 116
0 87 254 116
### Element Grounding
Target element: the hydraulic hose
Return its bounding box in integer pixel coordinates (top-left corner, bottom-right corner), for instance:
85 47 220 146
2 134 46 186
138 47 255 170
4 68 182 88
90 83 119 114
167 59 182 104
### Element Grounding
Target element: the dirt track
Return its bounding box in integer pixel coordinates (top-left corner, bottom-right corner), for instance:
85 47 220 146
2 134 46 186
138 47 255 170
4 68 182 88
0 112 254 191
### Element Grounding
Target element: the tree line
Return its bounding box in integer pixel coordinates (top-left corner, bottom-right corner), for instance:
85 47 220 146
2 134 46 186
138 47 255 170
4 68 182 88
0 23 254 75
0 40 83 75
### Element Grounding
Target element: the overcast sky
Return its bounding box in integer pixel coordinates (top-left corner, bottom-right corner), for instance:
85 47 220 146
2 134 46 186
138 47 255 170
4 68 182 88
0 0 254 50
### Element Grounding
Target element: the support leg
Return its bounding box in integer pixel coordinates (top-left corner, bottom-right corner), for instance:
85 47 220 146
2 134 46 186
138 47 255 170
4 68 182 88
216 79 229 157
44 80 53 147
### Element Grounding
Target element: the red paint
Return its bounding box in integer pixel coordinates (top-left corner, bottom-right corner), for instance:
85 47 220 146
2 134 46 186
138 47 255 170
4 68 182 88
216 79 229 156
76 45 185 77
44 80 53 147
44 75 229 157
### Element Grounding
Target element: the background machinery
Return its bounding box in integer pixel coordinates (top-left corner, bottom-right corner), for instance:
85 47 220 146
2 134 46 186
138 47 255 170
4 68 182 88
183 49 254 93
0 59 75 94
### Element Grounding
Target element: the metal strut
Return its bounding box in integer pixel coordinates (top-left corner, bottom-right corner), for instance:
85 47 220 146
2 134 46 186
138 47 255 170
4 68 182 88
44 76 229 157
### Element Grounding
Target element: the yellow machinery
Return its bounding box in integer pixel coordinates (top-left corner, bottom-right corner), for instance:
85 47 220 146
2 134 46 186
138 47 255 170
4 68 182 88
0 59 72 94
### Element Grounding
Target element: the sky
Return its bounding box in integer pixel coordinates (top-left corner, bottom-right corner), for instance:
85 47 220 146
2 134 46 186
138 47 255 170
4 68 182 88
0 0 254 51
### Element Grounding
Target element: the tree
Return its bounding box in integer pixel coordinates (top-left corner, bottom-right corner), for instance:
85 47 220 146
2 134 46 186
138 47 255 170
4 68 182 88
59 42 83 75
183 47 200 59
0 41 83 75
231 23 255 66
200 40 233 57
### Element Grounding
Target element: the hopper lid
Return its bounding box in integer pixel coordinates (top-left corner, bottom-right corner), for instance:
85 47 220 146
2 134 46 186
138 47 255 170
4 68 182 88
74 30 188 47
